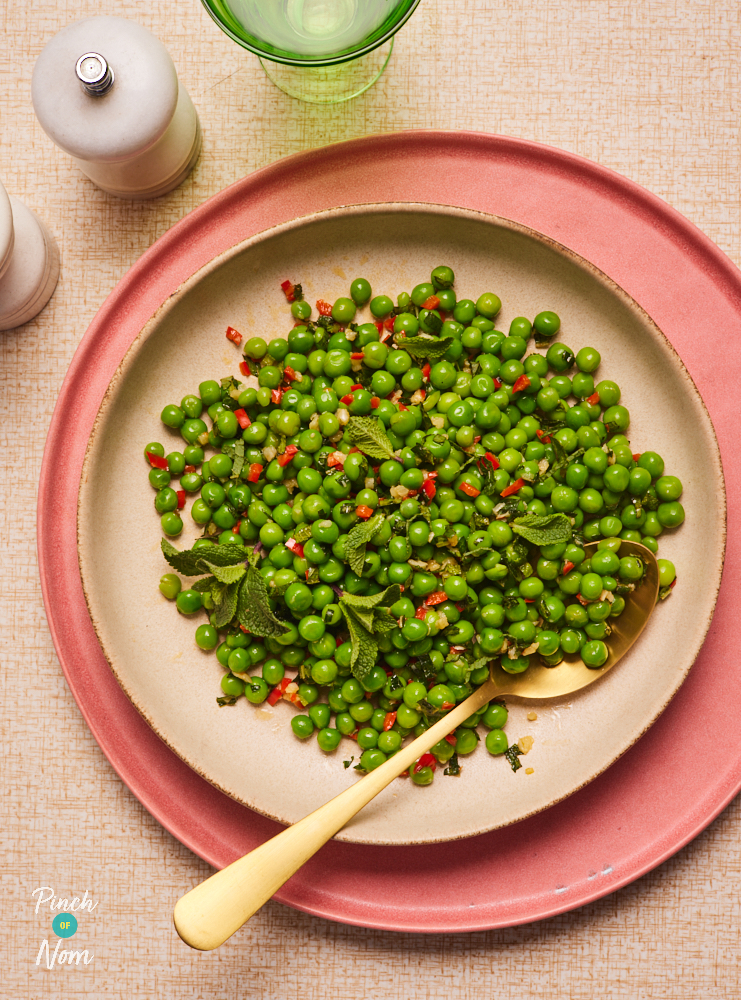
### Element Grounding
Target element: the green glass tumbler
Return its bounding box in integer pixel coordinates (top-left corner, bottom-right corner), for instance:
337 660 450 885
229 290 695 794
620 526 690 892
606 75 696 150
200 0 422 104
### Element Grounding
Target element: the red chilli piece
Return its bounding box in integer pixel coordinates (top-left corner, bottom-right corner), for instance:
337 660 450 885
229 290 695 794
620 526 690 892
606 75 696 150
576 594 590 607
422 363 431 381
562 560 575 576
327 451 346 468
418 389 426 401
670 578 677 589
633 453 642 461
247 463 263 482
511 374 531 394
350 383 363 391
383 316 395 331
414 605 428 620
535 429 552 443
184 465 195 474
341 394 354 405
485 451 500 470
356 505 374 520
239 360 251 377
422 478 436 500
493 378 503 389
374 320 384 333
176 490 186 509
234 408 251 430
267 677 290 706
370 396 381 408
587 391 600 406
459 482 480 498
271 388 283 405
280 279 295 303
232 520 242 534
350 353 365 361
425 591 448 606
414 753 437 774
383 712 397 731
422 294 440 310
441 702 455 711
277 445 298 467
316 299 333 316
444 734 457 746
226 326 243 346
146 451 168 470
283 365 300 382
500 478 526 497
286 538 304 558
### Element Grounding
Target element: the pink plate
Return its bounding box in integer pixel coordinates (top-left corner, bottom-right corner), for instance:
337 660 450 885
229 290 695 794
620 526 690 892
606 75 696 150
39 131 740 932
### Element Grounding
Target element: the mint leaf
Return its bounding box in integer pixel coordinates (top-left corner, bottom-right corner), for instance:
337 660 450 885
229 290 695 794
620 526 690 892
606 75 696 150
195 545 250 569
339 585 401 611
210 580 240 629
339 604 378 682
392 335 453 360
292 523 313 544
192 575 217 593
161 538 204 576
373 610 398 633
512 513 573 546
504 744 524 772
344 512 385 576
237 566 291 637
202 561 247 585
161 539 250 576
222 439 245 480
347 416 396 460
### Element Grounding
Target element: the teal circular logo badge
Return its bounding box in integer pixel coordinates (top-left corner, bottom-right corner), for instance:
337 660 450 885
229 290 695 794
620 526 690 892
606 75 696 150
52 913 78 938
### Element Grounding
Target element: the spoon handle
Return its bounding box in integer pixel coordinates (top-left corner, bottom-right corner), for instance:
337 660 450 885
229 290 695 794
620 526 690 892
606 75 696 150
173 677 499 950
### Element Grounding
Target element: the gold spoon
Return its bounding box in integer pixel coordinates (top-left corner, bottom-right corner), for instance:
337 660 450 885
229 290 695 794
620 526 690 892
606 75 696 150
174 541 658 950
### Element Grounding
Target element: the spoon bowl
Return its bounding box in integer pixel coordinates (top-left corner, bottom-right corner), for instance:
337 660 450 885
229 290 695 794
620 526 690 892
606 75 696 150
174 540 658 950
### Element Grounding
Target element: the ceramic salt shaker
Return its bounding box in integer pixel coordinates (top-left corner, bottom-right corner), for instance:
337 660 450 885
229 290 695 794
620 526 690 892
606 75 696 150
32 16 201 199
0 179 59 331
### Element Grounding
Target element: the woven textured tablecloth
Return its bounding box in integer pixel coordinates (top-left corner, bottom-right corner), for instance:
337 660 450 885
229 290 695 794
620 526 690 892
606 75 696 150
3 1 740 996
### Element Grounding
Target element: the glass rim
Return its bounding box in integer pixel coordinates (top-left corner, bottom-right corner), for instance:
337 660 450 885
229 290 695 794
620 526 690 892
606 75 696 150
199 0 422 66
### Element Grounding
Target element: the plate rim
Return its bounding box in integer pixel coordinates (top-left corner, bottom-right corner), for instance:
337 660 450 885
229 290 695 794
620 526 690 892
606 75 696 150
76 199 726 845
39 130 741 931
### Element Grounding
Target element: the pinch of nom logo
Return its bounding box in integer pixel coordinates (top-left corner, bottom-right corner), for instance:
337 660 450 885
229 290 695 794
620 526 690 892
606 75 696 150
32 887 97 969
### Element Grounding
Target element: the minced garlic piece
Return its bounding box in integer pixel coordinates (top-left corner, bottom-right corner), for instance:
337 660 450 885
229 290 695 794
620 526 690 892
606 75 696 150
262 446 277 462
410 390 426 405
518 736 534 754
527 711 538 721
390 484 411 500
525 768 534 775
537 458 550 474
336 407 350 425
430 415 445 429
521 642 540 656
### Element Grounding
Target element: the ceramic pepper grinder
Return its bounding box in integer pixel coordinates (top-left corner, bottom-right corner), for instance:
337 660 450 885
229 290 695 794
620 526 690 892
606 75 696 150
0 179 59 330
32 16 201 199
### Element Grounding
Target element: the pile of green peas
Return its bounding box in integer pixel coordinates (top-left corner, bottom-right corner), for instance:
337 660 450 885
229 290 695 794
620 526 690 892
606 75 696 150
147 264 681 784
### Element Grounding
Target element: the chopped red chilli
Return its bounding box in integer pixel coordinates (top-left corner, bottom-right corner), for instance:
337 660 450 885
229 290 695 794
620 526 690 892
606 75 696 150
146 451 168 470
280 280 295 303
225 326 243 346
500 478 526 497
414 754 437 774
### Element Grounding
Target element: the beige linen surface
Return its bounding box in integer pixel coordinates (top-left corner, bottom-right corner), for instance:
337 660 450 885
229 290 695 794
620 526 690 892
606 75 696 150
2 1 740 997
